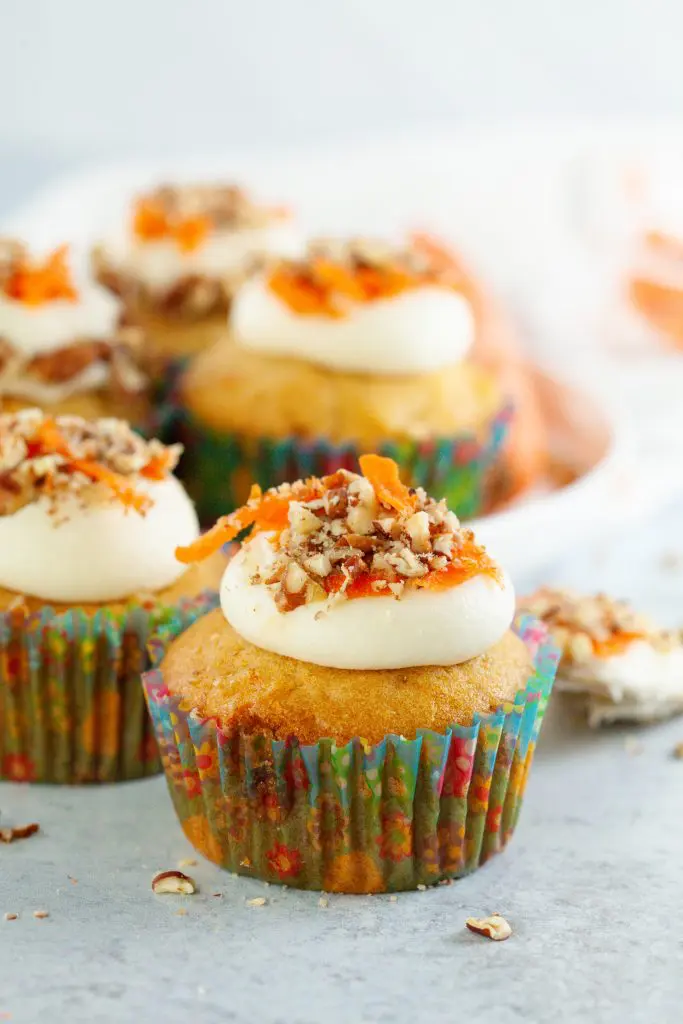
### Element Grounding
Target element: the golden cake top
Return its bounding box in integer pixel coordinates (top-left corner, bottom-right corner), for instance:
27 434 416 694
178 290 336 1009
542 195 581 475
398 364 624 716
0 409 180 516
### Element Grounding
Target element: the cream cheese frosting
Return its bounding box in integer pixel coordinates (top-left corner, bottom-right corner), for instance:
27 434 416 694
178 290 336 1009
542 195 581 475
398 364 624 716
178 456 514 671
0 475 199 603
220 533 514 669
559 640 683 703
231 278 474 374
0 285 120 357
0 410 199 603
103 222 301 293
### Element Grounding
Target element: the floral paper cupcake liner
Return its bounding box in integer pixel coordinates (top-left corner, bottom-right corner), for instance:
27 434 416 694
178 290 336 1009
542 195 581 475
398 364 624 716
0 591 218 785
143 613 557 893
169 403 512 527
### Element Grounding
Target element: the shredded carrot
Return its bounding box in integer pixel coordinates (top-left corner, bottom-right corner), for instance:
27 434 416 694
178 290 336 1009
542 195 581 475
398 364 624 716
358 453 417 513
132 198 210 252
415 543 499 590
592 631 645 658
140 451 173 481
28 418 151 513
175 485 292 563
5 246 78 306
267 234 468 318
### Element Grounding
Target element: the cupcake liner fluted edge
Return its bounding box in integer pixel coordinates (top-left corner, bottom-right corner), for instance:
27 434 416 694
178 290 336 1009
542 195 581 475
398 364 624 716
143 612 558 893
0 590 218 785
169 402 513 527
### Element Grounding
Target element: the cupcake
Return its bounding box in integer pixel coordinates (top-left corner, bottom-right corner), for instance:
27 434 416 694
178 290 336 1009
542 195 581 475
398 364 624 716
520 588 683 726
0 409 222 784
144 455 558 892
178 234 511 524
92 183 300 365
0 240 148 424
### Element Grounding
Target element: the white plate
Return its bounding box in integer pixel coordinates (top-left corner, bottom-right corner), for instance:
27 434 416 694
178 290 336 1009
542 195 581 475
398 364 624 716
5 125 683 583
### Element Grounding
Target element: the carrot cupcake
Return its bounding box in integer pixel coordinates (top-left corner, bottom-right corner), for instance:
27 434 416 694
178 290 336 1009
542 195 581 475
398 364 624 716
178 234 512 523
0 240 148 424
144 456 558 892
521 588 683 726
92 183 300 365
0 409 222 784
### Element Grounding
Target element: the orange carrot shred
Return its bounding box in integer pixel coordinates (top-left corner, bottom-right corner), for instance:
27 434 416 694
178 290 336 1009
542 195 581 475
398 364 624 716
133 198 210 252
175 489 292 564
358 453 417 513
5 245 78 306
592 631 645 658
28 418 151 513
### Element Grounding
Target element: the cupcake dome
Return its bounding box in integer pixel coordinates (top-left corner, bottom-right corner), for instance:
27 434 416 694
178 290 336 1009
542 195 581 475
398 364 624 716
178 234 511 523
0 240 149 424
145 456 557 891
0 409 222 783
92 183 300 363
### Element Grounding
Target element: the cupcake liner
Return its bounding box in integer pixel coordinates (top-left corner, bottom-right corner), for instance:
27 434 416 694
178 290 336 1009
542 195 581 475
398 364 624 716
143 613 558 893
0 591 218 785
171 403 512 526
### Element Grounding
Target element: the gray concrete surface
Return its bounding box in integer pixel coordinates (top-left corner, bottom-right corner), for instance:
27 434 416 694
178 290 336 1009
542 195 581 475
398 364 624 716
2 498 683 1024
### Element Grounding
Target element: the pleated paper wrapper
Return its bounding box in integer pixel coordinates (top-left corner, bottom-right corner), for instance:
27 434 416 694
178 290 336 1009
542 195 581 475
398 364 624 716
164 400 512 527
0 591 218 785
143 613 557 893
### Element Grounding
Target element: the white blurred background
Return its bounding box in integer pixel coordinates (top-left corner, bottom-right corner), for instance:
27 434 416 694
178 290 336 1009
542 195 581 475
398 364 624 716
2 0 683 212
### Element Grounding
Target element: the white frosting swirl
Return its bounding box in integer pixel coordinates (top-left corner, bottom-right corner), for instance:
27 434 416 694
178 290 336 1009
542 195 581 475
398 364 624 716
231 277 474 374
220 534 514 670
103 223 302 292
0 285 121 357
563 640 683 703
0 476 199 603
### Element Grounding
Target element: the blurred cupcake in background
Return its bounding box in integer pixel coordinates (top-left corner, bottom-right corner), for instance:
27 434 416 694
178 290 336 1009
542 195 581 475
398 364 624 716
0 409 222 784
178 233 512 523
0 240 149 425
144 455 558 892
92 183 300 366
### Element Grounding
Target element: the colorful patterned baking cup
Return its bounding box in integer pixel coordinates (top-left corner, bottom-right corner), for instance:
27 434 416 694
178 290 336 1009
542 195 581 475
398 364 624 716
0 591 218 785
172 403 513 527
143 613 557 893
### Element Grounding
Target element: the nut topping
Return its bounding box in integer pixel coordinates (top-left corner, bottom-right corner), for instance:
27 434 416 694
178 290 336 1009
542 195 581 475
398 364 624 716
151 870 197 895
465 914 512 941
0 822 40 844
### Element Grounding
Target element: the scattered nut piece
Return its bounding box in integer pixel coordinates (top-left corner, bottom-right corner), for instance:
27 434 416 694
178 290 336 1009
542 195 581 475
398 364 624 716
388 895 398 903
0 822 39 844
318 896 329 908
672 742 683 760
32 910 49 920
177 858 197 868
416 884 427 892
151 870 197 895
465 914 512 941
246 897 267 907
4 913 18 921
